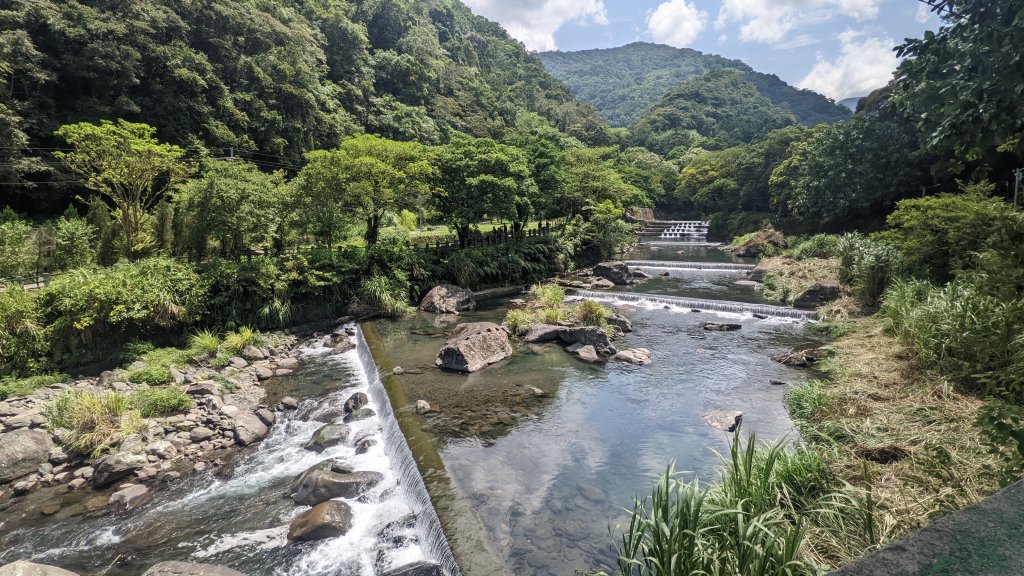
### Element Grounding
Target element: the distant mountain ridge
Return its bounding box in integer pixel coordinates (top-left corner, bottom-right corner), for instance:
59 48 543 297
538 42 850 128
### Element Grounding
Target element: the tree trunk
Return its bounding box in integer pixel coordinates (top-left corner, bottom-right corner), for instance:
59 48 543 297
365 214 380 246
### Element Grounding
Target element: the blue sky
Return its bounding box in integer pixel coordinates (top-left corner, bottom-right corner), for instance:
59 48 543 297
463 0 940 101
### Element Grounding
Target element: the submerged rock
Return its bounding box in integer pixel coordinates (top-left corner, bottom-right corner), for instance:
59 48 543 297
141 561 248 576
613 348 652 365
304 424 351 452
288 501 354 541
567 343 603 363
343 408 376 423
419 284 476 314
0 429 53 485
704 410 743 432
592 262 634 285
435 322 513 373
0 561 81 576
379 562 444 576
703 322 742 332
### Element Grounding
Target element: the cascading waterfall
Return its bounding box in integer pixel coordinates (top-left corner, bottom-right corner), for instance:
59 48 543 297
624 261 755 271
571 289 817 320
352 329 462 576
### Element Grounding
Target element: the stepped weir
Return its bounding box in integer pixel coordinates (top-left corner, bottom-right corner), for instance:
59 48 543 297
572 290 817 321
624 261 755 271
637 220 710 241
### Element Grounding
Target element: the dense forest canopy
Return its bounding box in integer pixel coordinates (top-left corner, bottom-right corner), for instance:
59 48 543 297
538 42 851 128
0 0 609 212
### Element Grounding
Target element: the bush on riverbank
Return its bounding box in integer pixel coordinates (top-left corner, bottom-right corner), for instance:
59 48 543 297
503 283 613 336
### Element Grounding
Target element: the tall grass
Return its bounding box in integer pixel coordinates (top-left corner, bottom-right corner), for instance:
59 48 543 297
610 431 883 576
790 234 840 260
358 274 414 318
837 234 903 308
129 386 192 417
46 390 146 457
189 329 221 357
504 309 534 336
529 283 566 311
223 326 257 354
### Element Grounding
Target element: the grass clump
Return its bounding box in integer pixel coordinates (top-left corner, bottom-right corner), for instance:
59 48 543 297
570 299 611 328
45 390 146 457
357 274 414 318
127 364 173 385
504 309 534 336
129 386 192 417
611 431 883 575
837 234 903 308
223 326 257 355
529 283 566 310
189 329 221 357
0 372 68 400
758 257 838 305
789 234 840 260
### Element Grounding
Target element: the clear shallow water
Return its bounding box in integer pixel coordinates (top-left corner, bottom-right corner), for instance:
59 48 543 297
0 337 454 576
375 256 820 575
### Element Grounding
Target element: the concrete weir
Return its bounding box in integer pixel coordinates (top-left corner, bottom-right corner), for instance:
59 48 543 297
624 260 755 271
571 289 817 321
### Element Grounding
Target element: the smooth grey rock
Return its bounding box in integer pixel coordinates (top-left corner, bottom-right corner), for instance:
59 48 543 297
110 484 149 508
190 427 215 443
92 452 148 488
291 463 383 505
227 357 248 369
355 438 376 455
232 413 269 446
254 366 273 381
606 314 634 333
704 410 743 432
186 381 220 396
240 345 264 361
280 396 299 410
330 333 355 354
343 393 368 414
343 408 375 423
435 322 512 373
141 561 248 576
592 262 633 285
558 326 615 355
0 430 53 484
169 366 186 385
255 408 275 427
146 440 178 459
569 344 603 363
0 561 82 576
590 278 615 289
613 348 652 365
304 424 350 452
287 501 353 541
522 323 563 343
419 284 476 314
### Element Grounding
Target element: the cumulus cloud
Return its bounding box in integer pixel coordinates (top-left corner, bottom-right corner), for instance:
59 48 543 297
798 30 899 100
647 0 708 48
717 0 880 45
462 0 608 52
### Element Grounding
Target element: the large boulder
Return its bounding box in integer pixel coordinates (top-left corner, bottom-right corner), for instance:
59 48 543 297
613 348 652 365
435 322 512 373
419 284 476 314
380 562 444 576
606 314 634 334
141 561 248 576
522 323 563 343
291 461 384 506
592 262 633 285
733 227 787 258
704 410 743 432
343 392 368 414
793 281 842 309
0 429 53 484
558 326 616 356
0 561 81 576
92 452 149 488
304 424 350 452
287 500 354 541
232 412 270 446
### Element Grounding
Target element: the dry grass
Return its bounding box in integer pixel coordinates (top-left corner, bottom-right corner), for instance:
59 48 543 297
759 257 840 305
789 317 1001 541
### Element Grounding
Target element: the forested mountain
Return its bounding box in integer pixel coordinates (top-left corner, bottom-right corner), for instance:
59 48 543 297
0 0 607 212
538 42 850 128
628 69 800 158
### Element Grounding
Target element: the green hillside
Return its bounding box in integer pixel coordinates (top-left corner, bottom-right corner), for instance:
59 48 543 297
0 0 607 211
538 41 850 128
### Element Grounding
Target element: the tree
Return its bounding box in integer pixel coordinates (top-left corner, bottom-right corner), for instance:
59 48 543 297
175 160 284 259
432 137 535 246
893 1 1024 172
335 134 434 246
614 147 680 208
55 120 192 261
769 118 926 231
53 215 96 271
558 148 647 218
289 149 353 249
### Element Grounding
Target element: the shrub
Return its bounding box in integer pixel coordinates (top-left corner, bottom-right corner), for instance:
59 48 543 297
129 386 192 417
504 309 534 336
790 234 840 260
119 340 155 364
358 274 413 318
127 364 173 385
53 216 96 271
223 326 256 355
0 218 34 278
837 234 902 307
189 329 221 357
571 299 611 328
529 283 565 311
45 390 145 457
0 286 46 376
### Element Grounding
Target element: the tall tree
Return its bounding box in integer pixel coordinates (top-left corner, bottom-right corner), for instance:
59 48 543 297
289 149 352 249
432 137 535 246
336 134 434 246
55 120 192 261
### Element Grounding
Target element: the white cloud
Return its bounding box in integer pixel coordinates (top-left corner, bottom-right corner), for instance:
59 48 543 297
798 30 899 100
646 0 708 48
462 0 608 52
717 0 880 45
915 3 933 23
